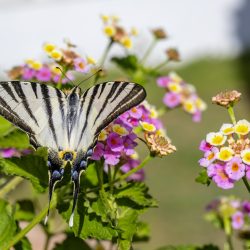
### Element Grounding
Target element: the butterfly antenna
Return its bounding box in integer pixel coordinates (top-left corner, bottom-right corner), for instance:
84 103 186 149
75 69 102 88
69 172 80 227
56 67 74 85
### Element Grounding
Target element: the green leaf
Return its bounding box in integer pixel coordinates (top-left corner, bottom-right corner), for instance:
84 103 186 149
111 55 139 72
195 169 211 186
115 182 158 208
14 200 35 221
53 234 92 250
58 193 118 240
0 117 12 135
0 130 30 149
0 147 48 192
133 221 150 242
0 199 17 249
81 162 99 189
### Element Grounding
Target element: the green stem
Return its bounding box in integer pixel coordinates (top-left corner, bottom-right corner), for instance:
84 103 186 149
0 176 23 198
227 105 236 125
44 233 51 250
153 59 169 72
224 234 234 250
243 176 250 194
108 165 114 194
3 198 56 250
141 38 157 64
114 155 153 182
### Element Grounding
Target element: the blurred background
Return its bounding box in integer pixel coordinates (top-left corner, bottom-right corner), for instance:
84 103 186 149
1 0 250 249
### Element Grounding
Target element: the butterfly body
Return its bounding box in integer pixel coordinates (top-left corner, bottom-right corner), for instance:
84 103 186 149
0 80 146 225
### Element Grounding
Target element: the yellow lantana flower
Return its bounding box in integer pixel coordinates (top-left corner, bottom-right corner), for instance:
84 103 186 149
104 26 115 37
43 43 56 54
112 124 129 136
235 119 250 136
206 132 226 146
241 149 250 165
50 49 63 61
217 147 234 162
140 121 156 132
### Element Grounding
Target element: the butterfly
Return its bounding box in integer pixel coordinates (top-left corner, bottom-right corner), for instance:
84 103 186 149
0 80 146 226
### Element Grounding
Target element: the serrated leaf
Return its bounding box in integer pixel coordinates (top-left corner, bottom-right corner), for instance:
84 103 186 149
115 182 158 208
0 199 17 249
0 130 30 149
53 234 92 250
195 169 211 186
0 147 48 192
58 193 118 240
111 55 138 71
81 162 99 189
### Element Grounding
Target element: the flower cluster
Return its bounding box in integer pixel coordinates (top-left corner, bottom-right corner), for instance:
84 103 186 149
101 14 137 49
157 72 207 122
92 101 176 181
199 119 250 189
205 197 250 231
8 42 96 84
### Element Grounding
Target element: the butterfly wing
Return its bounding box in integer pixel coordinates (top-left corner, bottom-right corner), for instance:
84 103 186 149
69 81 146 152
0 81 68 149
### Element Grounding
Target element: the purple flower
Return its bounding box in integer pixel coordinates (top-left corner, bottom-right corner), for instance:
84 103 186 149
199 147 219 167
92 142 104 160
1 148 17 158
199 140 212 152
36 67 51 82
210 163 234 189
242 201 250 215
103 147 120 165
22 67 35 80
123 134 137 155
192 111 201 122
225 157 245 181
163 92 181 108
128 107 142 119
157 76 171 87
246 166 250 180
74 58 90 73
121 158 144 181
107 133 124 152
232 211 244 229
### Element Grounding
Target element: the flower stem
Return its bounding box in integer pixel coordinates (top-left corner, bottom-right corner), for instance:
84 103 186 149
153 59 169 72
141 38 157 64
227 105 236 125
243 176 250 194
3 198 56 250
0 176 23 198
114 155 153 182
224 234 234 250
99 40 113 68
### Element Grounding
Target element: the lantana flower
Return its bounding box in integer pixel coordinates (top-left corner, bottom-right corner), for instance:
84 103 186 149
205 197 250 232
199 119 250 189
157 72 207 122
8 42 96 85
101 14 137 49
92 101 175 181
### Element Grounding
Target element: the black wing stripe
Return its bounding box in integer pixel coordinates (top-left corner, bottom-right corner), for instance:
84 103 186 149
77 84 100 147
1 84 19 103
41 84 58 147
13 82 39 126
31 82 38 98
98 82 107 99
95 85 146 136
56 88 65 122
110 82 129 103
93 83 120 126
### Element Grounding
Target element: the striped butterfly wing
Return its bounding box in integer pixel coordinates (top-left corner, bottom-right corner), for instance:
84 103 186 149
0 81 68 150
70 81 146 152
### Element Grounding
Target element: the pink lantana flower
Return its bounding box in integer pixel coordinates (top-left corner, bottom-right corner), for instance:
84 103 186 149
225 157 245 181
107 132 124 152
36 67 51 82
163 92 181 108
232 211 244 229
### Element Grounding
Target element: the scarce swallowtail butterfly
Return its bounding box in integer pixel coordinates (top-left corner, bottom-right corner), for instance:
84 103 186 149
0 80 146 226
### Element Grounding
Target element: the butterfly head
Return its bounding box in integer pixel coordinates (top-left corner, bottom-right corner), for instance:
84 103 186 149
58 150 77 166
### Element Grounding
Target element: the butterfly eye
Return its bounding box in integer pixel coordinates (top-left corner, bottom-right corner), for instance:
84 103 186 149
80 160 87 169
